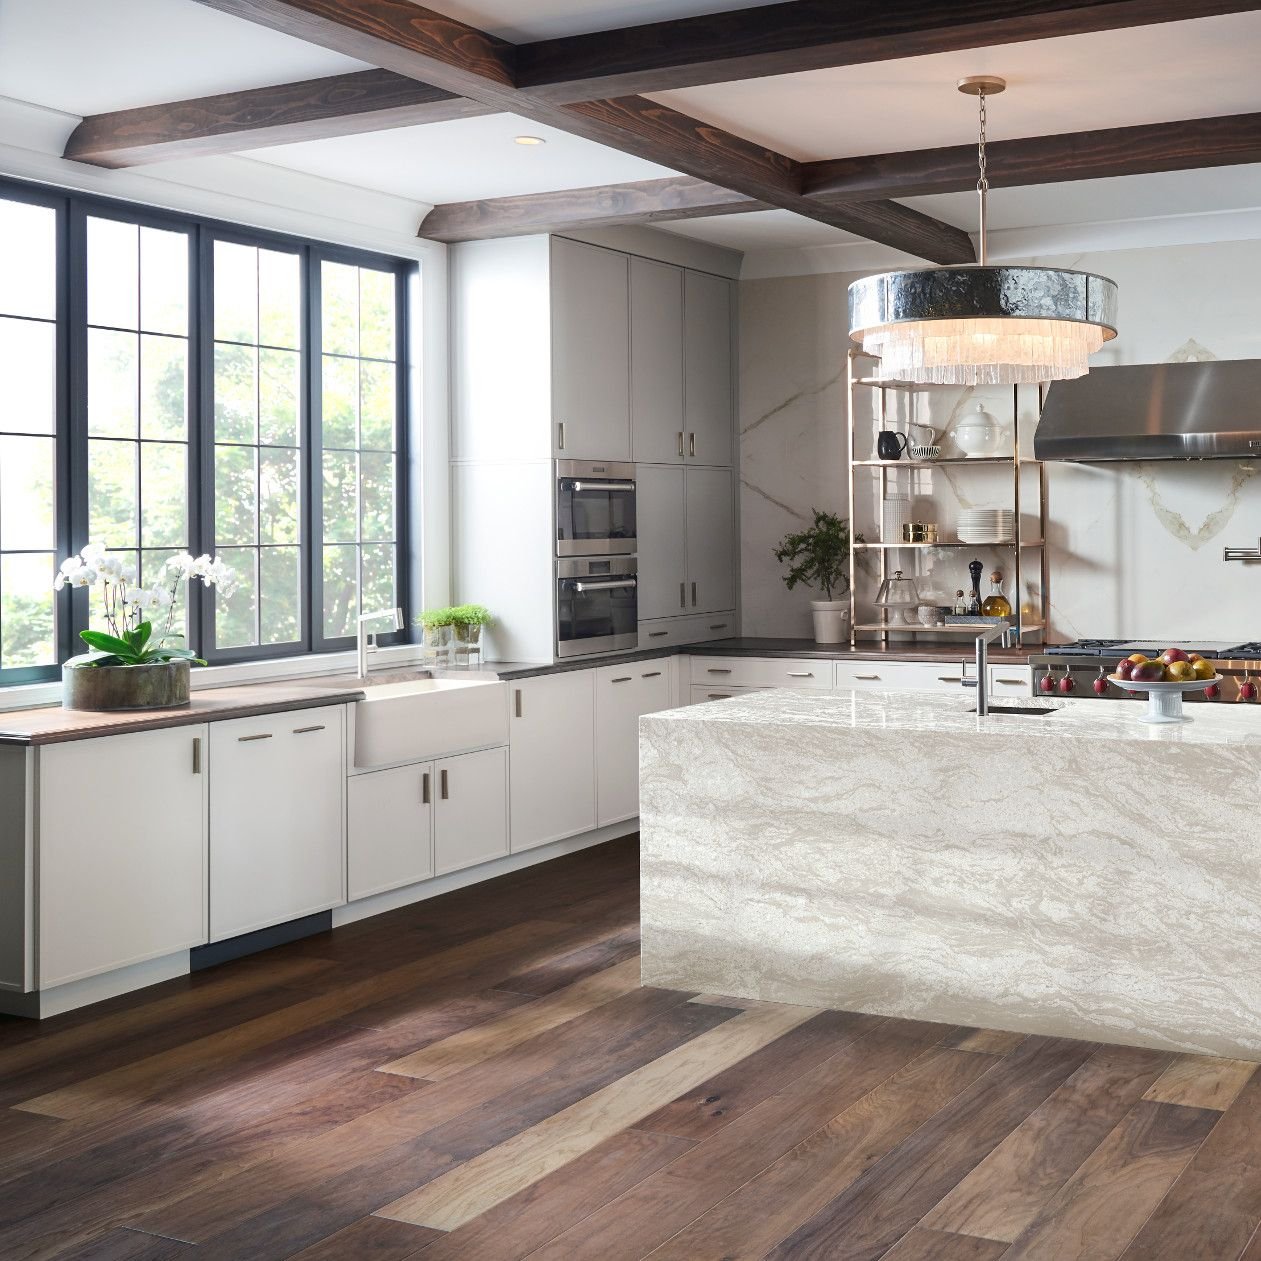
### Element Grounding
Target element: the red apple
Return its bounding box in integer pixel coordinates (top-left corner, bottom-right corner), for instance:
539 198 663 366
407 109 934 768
1127 653 1150 665
1160 648 1190 666
1188 652 1205 664
1116 659 1135 681
1131 660 1167 682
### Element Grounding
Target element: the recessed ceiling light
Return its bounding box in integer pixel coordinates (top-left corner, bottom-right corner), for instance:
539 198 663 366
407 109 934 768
514 135 546 146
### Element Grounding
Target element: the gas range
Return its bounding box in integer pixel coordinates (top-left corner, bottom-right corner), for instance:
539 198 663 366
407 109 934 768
1029 640 1261 703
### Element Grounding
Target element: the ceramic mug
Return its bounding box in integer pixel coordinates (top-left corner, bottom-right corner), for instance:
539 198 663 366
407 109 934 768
876 430 908 461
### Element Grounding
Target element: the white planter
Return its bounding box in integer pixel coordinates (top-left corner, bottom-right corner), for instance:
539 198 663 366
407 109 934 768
810 600 849 644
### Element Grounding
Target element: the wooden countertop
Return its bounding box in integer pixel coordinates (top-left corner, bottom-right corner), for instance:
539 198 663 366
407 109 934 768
0 682 365 747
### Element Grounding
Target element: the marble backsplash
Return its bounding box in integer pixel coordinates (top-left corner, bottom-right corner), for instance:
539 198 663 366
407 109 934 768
739 239 1261 642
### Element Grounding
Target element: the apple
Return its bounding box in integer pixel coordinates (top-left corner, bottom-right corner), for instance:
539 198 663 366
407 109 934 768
1188 652 1205 664
1191 658 1216 681
1131 660 1167 682
1160 647 1190 666
1115 658 1135 681
1127 653 1150 665
1165 660 1195 682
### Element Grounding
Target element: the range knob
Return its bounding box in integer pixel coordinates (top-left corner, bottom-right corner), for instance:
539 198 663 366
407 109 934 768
1038 671 1056 694
1240 672 1257 702
1058 667 1077 695
1205 682 1221 700
1093 666 1109 695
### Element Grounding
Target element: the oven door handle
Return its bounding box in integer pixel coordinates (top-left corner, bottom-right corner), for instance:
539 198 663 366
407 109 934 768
569 578 637 592
568 480 636 493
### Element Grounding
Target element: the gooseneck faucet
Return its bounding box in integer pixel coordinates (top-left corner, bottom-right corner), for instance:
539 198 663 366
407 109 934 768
961 623 1016 716
357 607 403 678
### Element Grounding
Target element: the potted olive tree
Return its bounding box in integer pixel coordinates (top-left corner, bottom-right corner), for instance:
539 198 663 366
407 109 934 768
773 510 860 644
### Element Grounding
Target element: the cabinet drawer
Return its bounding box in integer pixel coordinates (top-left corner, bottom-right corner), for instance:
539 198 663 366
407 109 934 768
639 611 735 648
833 661 970 693
989 665 1033 694
690 656 831 690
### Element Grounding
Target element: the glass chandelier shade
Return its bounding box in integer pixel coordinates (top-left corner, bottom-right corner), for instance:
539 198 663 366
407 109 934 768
847 78 1118 385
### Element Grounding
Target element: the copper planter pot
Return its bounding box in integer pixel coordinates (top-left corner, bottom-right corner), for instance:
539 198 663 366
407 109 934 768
62 659 191 712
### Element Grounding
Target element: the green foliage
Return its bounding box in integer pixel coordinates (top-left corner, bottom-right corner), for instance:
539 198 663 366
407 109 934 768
76 621 205 667
773 510 861 601
418 603 493 629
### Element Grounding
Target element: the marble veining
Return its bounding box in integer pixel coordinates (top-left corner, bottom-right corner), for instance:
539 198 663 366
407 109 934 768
641 688 1261 1058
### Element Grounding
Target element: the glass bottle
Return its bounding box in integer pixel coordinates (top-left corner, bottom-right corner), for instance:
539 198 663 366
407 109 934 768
982 569 1013 620
953 589 968 615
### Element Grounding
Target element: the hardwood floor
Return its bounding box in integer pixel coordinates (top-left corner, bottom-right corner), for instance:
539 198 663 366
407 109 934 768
2 834 1259 1260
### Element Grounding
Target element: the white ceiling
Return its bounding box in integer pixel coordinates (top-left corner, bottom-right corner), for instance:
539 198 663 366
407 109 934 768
651 12 1261 162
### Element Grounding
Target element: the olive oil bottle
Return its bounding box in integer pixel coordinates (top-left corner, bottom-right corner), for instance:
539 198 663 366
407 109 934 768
981 569 1013 619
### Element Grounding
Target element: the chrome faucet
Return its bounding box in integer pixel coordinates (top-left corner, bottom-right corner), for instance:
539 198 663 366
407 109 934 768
357 607 403 678
961 624 1016 716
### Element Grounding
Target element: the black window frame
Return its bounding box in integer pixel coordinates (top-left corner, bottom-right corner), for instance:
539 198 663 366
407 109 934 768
0 174 416 687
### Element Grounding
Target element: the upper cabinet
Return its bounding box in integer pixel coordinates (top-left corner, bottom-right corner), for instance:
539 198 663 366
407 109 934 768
684 271 735 468
630 257 686 463
551 239 631 461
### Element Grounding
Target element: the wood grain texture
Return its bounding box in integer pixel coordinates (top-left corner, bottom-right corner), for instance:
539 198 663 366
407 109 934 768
286 1215 440 1259
63 69 494 167
493 924 641 996
1144 1053 1258 1110
945 1027 1028 1055
924 1045 1173 1242
882 1228 1010 1261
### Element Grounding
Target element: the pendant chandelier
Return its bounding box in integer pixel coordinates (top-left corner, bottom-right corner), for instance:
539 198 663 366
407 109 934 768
847 77 1118 385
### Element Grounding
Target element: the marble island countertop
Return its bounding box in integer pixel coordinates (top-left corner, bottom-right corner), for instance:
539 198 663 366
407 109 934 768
655 685 1261 747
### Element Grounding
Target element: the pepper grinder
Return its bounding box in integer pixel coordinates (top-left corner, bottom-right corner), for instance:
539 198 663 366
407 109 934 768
967 559 983 616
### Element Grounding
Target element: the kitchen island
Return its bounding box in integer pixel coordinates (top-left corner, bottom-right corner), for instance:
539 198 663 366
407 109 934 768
640 688 1261 1059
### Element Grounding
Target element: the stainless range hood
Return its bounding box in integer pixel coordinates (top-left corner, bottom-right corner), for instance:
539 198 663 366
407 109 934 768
1035 359 1261 461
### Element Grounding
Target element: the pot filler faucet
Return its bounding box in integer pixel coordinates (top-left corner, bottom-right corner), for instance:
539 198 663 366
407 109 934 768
357 607 403 678
961 624 1017 716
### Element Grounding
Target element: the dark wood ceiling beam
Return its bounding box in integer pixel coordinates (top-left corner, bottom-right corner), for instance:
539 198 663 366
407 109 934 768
804 110 1261 200
63 70 496 168
514 0 1261 102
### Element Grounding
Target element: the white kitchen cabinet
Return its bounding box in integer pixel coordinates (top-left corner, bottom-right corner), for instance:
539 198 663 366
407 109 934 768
684 466 736 614
551 238 630 461
639 610 736 648
509 671 596 852
630 257 685 463
435 746 510 875
348 762 434 901
38 726 208 988
691 656 832 690
636 463 686 620
209 707 345 940
833 660 971 693
595 661 673 826
684 271 734 467
989 664 1033 695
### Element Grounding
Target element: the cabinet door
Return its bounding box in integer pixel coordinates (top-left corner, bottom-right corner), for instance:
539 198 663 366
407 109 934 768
551 239 630 461
209 707 345 940
630 257 685 463
595 663 672 826
435 746 509 875
685 466 736 614
509 672 596 852
636 463 687 621
38 726 207 988
348 763 433 901
684 271 734 466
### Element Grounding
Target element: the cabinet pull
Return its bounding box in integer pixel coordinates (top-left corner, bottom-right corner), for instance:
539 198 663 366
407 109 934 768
855 674 880 681
611 675 632 683
677 431 684 457
557 421 565 450
786 672 814 678
709 623 728 631
995 677 1026 685
688 432 696 457
691 581 697 607
706 667 732 675
514 688 523 718
192 737 201 774
707 692 730 700
679 581 686 609
292 724 325 734
648 630 668 638
422 771 430 805
238 732 272 742
937 676 963 684
642 670 662 679
440 768 449 800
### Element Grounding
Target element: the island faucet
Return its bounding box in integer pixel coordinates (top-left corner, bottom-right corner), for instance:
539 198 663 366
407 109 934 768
960 624 1016 716
357 607 403 678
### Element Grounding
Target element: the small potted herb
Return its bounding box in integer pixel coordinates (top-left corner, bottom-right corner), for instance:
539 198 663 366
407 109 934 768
418 606 458 663
451 604 492 665
773 510 861 644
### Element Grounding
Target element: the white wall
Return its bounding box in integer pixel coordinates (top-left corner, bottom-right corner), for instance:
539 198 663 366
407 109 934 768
740 238 1261 641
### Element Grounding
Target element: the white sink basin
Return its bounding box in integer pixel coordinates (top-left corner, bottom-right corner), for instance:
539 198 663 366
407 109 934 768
353 675 508 769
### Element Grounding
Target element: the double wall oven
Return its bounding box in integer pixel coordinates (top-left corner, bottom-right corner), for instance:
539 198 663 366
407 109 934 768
555 460 638 658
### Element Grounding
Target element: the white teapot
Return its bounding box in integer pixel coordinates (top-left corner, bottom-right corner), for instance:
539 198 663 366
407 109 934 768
953 402 1007 457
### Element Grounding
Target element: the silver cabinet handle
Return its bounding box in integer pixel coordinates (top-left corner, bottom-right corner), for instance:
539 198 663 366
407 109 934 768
679 581 686 609
293 724 325 734
786 672 814 678
642 671 662 679
440 768 449 800
854 674 881 681
995 677 1027 685
192 737 201 774
612 676 632 683
238 732 272 742
572 578 636 592
648 630 668 638
514 688 523 718
677 431 684 457
688 432 696 457
707 667 732 675
422 771 430 805
691 581 697 607
707 692 731 700
937 676 963 684
709 623 728 631
557 421 565 450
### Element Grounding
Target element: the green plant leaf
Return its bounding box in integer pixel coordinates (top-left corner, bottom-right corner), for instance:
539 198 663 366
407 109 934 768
79 629 141 661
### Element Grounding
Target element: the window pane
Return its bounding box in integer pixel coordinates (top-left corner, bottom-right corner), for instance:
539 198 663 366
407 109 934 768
321 261 358 356
0 318 55 434
140 335 187 440
140 226 188 336
214 241 257 344
259 249 300 349
359 360 395 451
215 444 256 545
260 546 300 644
360 452 394 543
359 268 395 360
88 439 138 549
215 547 257 648
259 348 298 447
322 544 357 639
88 329 139 438
1 552 55 669
214 343 257 444
0 435 55 550
361 543 394 614
141 442 187 548
322 451 357 545
87 217 139 330
260 447 299 545
0 200 55 321
321 356 357 448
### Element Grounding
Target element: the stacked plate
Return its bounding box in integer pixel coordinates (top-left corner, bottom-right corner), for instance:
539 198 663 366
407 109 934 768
957 508 1013 544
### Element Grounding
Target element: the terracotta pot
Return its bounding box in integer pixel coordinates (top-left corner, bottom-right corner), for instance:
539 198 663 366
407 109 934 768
62 659 191 712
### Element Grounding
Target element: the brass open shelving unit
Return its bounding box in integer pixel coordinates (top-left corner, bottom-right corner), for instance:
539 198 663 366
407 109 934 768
846 348 1050 647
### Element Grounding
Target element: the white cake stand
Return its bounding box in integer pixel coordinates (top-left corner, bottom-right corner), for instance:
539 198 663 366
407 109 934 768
1108 674 1221 724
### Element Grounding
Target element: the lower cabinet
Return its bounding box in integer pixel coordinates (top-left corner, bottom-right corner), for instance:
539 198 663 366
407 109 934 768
595 660 672 826
639 610 736 649
209 707 345 940
435 746 509 876
348 762 434 901
37 725 208 988
510 671 596 852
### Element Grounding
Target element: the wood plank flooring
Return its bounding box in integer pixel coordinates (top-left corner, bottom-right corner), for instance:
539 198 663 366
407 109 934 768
2 834 1260 1260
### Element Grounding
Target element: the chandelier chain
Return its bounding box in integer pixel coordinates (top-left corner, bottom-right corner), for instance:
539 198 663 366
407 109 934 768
976 88 989 265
